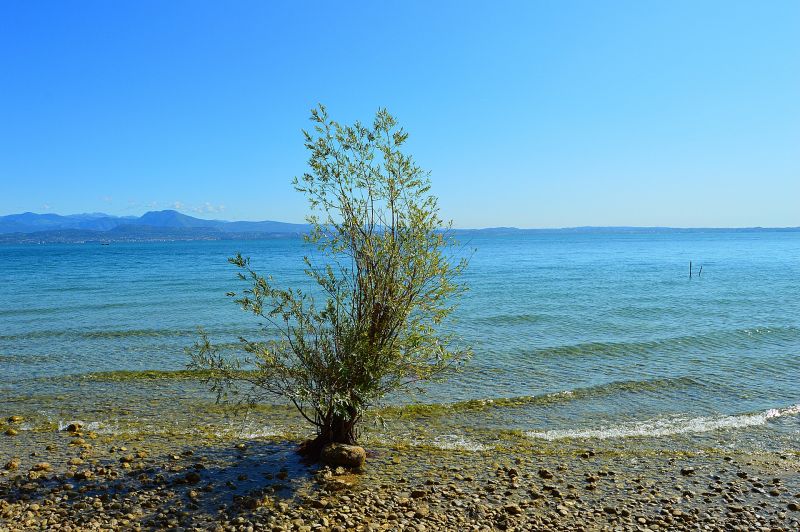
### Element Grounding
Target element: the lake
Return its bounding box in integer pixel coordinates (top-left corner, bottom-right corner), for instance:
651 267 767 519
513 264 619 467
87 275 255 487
1 230 798 452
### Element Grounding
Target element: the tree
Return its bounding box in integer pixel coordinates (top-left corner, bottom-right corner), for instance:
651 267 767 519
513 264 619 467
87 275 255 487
190 105 470 455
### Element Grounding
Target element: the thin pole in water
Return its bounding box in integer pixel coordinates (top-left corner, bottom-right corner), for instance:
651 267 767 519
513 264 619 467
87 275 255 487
689 261 692 278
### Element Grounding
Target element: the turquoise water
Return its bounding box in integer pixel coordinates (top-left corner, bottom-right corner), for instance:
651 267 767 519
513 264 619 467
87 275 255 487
1 231 798 450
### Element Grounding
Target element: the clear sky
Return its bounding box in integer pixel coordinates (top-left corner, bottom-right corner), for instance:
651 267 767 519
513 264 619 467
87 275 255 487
1 1 798 228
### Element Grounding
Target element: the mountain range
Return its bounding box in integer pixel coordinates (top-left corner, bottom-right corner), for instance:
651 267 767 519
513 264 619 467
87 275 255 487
1 211 798 244
0 210 311 243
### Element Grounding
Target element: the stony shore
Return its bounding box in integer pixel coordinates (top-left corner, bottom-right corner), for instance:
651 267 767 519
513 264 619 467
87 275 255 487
1 418 799 531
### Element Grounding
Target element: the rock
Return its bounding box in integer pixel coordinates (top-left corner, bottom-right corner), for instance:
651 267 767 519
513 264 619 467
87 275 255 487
504 504 523 515
240 496 264 510
538 469 554 479
320 443 366 469
31 462 51 472
7 416 24 423
788 502 800 512
65 423 82 433
410 489 427 499
74 470 93 480
325 474 359 490
310 497 329 509
3 458 20 471
4 428 18 436
680 467 696 476
185 472 201 484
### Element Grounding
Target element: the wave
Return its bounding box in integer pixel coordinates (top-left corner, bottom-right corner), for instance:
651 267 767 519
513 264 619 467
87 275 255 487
0 328 199 341
519 326 800 359
478 313 547 325
67 368 255 382
525 404 800 441
214 424 279 439
0 327 273 342
427 434 489 452
0 353 53 363
0 301 153 318
382 376 699 418
58 420 110 433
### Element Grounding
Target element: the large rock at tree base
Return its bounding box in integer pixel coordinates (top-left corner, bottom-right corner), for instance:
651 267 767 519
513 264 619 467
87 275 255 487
320 443 366 469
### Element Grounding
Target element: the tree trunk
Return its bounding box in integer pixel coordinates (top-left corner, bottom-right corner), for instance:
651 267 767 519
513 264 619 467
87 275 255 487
298 408 359 459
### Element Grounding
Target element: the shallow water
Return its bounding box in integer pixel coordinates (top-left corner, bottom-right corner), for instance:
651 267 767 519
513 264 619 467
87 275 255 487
1 231 799 451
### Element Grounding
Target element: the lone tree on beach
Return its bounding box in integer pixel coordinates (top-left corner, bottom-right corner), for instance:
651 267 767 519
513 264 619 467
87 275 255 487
191 105 470 455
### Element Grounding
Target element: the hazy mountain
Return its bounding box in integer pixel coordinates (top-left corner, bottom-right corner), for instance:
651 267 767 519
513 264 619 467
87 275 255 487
1 210 797 244
0 210 310 236
0 212 135 233
132 210 222 229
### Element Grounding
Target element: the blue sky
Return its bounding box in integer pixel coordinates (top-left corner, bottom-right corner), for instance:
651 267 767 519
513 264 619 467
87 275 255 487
1 1 798 228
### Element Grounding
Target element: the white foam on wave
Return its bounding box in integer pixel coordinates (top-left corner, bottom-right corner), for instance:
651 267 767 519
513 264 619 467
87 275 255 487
526 404 800 441
57 420 111 433
215 423 278 439
427 434 489 452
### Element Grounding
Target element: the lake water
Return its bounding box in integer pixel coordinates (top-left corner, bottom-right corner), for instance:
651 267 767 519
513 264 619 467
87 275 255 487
1 231 798 452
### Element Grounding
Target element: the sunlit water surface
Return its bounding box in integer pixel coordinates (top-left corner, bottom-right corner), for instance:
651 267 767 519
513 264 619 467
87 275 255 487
1 231 798 452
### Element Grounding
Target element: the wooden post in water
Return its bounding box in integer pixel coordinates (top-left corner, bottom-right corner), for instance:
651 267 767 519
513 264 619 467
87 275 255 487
689 261 692 278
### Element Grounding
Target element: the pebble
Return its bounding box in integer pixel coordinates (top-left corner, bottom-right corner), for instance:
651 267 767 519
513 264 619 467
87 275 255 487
0 432 797 532
538 469 554 479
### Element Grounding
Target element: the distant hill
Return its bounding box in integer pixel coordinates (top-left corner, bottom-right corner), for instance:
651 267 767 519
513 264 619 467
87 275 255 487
0 210 797 244
0 212 131 233
457 226 800 234
0 210 311 243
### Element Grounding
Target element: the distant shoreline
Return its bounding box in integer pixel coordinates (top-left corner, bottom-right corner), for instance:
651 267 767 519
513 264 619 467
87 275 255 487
1 209 798 244
2 225 799 245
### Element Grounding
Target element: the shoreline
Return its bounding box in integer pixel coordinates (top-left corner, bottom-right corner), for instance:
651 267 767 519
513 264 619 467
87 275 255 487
2 423 799 531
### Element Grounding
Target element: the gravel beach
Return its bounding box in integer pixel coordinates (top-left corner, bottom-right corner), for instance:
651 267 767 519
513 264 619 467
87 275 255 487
2 418 799 531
